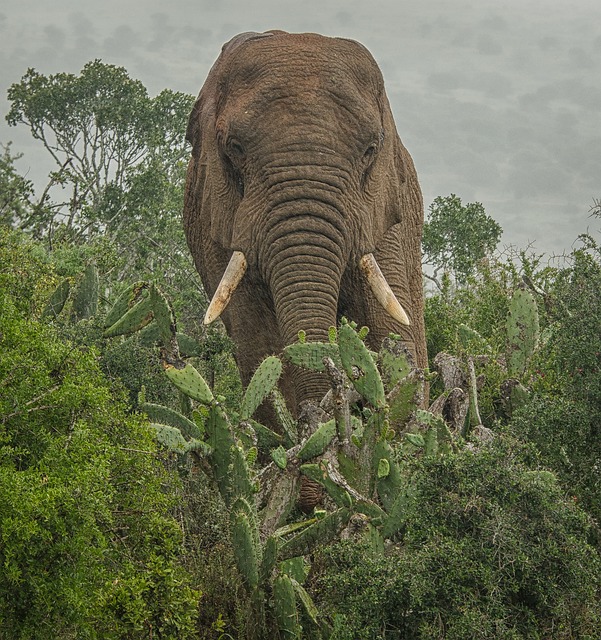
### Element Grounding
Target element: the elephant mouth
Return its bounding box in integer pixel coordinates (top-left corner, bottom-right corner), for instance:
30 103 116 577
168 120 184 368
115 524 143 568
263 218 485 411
203 250 411 329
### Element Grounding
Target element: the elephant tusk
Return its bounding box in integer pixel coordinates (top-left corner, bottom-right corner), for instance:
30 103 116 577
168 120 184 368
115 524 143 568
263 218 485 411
203 251 247 325
359 253 411 326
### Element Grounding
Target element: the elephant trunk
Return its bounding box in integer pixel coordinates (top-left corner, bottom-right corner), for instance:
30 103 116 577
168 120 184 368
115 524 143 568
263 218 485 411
260 205 347 402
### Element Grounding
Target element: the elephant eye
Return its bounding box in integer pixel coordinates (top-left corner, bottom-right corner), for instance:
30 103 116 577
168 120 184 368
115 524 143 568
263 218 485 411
363 143 378 162
227 137 246 162
362 133 382 165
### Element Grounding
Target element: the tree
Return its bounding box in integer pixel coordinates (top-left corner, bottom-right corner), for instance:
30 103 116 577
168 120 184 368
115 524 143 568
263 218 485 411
422 194 503 289
5 59 209 329
0 142 34 227
5 60 196 285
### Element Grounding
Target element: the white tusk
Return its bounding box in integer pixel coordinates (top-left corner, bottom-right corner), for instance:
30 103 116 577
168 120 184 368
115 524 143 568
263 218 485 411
203 251 247 325
359 253 411 326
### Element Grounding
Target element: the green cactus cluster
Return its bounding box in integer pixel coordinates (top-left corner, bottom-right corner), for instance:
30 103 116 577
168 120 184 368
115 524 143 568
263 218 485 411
103 284 457 638
42 263 98 321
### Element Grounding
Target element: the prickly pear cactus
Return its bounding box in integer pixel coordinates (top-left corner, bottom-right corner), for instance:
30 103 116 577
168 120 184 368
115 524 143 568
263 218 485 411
149 284 175 344
506 285 539 378
103 281 454 640
273 574 301 639
283 341 341 372
42 279 70 319
163 361 214 404
378 336 413 388
141 402 203 440
338 321 385 409
297 419 336 461
71 263 99 320
240 355 282 421
231 507 261 589
104 284 154 337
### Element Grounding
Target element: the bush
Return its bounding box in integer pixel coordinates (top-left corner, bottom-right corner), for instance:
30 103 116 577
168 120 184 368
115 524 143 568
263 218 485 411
0 229 199 638
509 236 601 522
313 437 601 639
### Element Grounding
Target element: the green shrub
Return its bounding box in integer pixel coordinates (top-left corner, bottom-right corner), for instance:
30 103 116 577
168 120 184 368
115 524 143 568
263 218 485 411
313 437 601 639
0 229 199 638
510 236 601 522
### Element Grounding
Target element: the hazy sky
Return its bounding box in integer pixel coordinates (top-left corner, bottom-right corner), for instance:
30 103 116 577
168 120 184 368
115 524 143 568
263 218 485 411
1 0 600 256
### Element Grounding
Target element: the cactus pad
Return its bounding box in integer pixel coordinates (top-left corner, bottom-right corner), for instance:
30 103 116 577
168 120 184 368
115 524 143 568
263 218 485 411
271 445 288 469
273 574 301 639
104 288 154 338
278 507 351 561
338 322 385 408
240 355 282 421
141 402 202 439
283 341 341 372
42 279 70 319
105 282 146 328
297 419 336 461
163 361 214 404
149 284 175 344
231 509 260 589
72 263 99 320
378 336 413 388
506 286 540 377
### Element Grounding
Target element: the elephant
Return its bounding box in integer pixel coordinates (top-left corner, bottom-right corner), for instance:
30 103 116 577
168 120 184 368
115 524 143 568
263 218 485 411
183 30 427 416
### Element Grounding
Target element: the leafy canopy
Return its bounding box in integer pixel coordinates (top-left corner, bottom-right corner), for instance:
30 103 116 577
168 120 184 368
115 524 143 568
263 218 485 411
6 60 195 277
423 194 503 288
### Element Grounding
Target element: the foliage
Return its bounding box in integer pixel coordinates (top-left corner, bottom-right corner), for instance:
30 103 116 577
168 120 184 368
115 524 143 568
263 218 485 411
0 142 34 227
104 283 449 638
424 257 518 367
5 60 197 290
422 224 601 524
423 194 503 289
313 437 601 639
3 56 238 419
509 234 601 522
0 230 199 638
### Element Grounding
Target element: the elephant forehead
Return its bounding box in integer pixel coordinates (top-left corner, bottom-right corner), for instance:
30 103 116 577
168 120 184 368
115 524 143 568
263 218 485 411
219 35 382 109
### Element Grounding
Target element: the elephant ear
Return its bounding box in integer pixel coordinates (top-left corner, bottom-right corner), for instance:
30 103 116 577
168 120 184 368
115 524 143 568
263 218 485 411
366 86 422 246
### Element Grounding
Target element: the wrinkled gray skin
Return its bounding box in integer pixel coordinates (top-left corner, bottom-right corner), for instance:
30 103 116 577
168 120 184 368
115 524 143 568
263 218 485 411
184 30 426 414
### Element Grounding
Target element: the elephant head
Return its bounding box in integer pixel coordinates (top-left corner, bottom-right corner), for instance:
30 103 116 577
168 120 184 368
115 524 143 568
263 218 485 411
184 31 426 412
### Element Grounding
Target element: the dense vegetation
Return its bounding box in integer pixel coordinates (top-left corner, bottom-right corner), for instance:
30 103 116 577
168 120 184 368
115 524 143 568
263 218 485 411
1 61 600 638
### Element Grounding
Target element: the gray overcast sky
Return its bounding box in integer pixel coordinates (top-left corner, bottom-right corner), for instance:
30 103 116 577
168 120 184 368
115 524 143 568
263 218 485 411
1 0 600 256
